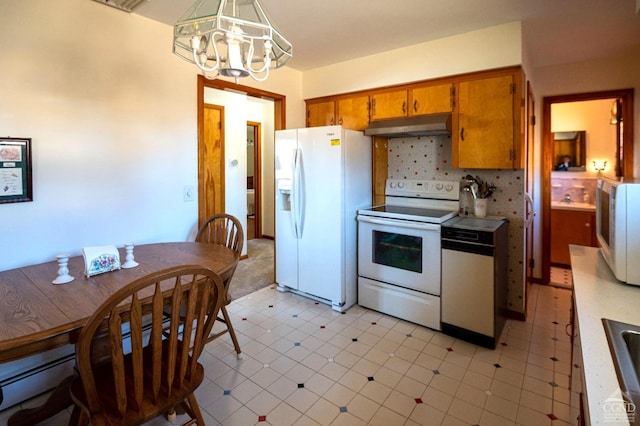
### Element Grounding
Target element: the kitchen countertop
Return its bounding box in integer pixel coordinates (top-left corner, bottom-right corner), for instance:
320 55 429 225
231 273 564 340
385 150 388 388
552 201 596 211
570 245 640 425
442 215 506 232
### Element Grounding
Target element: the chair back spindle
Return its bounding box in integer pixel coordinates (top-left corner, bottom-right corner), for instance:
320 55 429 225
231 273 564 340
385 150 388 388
71 265 224 425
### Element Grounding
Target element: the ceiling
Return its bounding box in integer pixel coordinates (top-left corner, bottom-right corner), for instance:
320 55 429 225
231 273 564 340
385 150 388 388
132 0 640 71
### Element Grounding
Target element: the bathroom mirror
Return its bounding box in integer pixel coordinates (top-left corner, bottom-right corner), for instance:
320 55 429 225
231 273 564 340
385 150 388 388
553 131 586 171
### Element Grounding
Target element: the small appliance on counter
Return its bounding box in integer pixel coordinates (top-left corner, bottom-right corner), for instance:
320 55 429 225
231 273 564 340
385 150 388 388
596 177 640 286
440 216 508 349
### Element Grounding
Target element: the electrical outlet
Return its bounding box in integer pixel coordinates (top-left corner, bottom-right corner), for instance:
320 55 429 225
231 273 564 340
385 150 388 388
183 185 195 202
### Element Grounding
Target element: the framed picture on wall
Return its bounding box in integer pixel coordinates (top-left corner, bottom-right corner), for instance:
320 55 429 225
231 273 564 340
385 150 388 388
0 137 33 204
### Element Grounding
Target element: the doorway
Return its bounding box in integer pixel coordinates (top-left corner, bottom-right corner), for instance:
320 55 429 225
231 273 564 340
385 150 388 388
197 75 286 264
541 89 634 285
246 121 262 240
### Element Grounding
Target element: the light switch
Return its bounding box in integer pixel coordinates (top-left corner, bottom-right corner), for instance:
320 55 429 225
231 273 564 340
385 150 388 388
183 185 195 202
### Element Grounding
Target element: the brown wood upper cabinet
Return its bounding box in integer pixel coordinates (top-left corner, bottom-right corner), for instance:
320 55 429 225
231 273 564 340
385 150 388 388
409 83 455 116
452 68 524 169
306 100 335 128
371 83 454 121
306 95 370 130
370 90 408 121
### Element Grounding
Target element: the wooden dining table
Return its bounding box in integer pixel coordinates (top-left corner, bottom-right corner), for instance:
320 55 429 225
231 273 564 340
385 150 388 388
0 242 238 426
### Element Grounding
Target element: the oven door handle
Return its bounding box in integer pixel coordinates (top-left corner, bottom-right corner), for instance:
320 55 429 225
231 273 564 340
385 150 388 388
357 215 441 231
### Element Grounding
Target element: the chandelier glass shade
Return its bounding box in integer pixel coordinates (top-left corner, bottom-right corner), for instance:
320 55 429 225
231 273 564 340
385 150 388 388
173 0 292 81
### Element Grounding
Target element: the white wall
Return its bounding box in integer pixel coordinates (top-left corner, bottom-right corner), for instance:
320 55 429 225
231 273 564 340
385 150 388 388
0 0 197 270
533 45 640 177
551 99 618 179
0 0 302 271
245 99 276 237
216 68 306 129
303 21 522 98
528 46 640 279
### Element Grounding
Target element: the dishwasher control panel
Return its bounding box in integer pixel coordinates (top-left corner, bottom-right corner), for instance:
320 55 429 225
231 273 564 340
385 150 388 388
441 227 497 246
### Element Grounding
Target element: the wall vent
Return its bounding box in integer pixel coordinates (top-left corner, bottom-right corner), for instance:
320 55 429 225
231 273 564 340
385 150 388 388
91 0 149 13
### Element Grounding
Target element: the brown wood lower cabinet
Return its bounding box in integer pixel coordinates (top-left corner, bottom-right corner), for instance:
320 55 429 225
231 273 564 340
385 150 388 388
550 209 596 266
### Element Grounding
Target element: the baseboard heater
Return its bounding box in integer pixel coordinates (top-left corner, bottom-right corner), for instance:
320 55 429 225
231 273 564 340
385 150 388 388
0 318 166 411
0 346 76 412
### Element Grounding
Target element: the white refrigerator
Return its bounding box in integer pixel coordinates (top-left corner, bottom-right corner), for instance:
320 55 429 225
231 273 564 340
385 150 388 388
275 126 371 312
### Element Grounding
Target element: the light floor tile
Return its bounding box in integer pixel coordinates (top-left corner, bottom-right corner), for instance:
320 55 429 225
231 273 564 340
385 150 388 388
305 397 339 425
448 397 483 424
13 284 577 426
267 402 303 426
347 394 380 423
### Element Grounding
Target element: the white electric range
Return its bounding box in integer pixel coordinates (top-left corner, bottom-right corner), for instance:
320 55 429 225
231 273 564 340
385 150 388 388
356 179 459 330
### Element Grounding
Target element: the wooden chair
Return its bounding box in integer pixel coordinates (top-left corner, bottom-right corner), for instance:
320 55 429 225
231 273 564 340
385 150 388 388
69 265 225 426
195 214 244 355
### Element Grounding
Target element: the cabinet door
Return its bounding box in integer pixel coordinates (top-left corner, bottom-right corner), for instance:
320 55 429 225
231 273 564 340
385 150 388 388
550 210 596 266
337 95 370 131
409 83 454 116
370 90 408 121
454 75 516 169
306 100 335 127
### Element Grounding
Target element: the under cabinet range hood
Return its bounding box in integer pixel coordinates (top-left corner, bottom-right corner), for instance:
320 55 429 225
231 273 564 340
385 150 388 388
364 113 452 138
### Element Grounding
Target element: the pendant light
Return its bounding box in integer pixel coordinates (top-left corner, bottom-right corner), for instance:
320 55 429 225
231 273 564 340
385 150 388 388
173 0 292 82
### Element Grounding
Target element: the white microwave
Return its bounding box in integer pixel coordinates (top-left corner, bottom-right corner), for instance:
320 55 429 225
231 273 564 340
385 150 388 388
596 177 640 286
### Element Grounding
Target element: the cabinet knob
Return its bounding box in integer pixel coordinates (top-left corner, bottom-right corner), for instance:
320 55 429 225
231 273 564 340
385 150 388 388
585 223 591 228
413 100 419 112
402 101 406 114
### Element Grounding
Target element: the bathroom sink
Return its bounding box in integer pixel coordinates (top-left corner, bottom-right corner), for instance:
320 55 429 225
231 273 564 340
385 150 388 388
551 201 595 211
602 318 640 423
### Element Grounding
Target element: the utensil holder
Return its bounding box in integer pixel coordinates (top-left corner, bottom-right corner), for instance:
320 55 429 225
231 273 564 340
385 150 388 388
474 198 487 217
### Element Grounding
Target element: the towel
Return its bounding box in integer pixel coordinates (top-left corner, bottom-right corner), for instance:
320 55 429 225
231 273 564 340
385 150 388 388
82 245 121 277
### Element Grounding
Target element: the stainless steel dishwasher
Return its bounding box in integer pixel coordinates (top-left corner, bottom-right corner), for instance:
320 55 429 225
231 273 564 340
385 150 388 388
440 216 508 349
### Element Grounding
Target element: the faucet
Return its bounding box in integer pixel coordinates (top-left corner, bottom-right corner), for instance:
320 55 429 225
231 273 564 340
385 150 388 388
563 193 572 203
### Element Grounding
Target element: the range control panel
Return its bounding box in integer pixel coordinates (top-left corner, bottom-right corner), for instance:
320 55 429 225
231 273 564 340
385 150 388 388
386 179 460 200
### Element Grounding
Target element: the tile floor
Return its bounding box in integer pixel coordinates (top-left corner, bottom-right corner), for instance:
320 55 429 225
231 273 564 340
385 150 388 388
1 283 575 426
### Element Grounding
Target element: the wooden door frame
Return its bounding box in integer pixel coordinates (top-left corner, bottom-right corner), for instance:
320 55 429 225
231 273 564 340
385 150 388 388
541 89 634 284
198 76 286 130
197 76 287 239
247 121 262 238
524 81 536 319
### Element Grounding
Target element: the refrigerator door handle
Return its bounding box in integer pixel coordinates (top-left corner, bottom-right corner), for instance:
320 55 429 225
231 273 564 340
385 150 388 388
292 148 303 239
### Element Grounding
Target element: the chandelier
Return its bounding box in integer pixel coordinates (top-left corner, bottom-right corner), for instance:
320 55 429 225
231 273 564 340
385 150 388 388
173 0 292 82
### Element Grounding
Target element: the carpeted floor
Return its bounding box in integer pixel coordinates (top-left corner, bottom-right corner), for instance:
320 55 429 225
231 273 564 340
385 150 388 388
228 238 274 300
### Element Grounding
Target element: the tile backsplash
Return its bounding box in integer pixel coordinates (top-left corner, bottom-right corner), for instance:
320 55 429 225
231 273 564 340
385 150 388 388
387 135 527 314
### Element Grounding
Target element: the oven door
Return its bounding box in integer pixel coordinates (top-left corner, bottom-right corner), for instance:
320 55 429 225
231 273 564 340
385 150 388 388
357 215 441 295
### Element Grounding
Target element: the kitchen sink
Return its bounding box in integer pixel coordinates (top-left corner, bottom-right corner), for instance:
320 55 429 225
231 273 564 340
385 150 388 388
602 318 640 423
